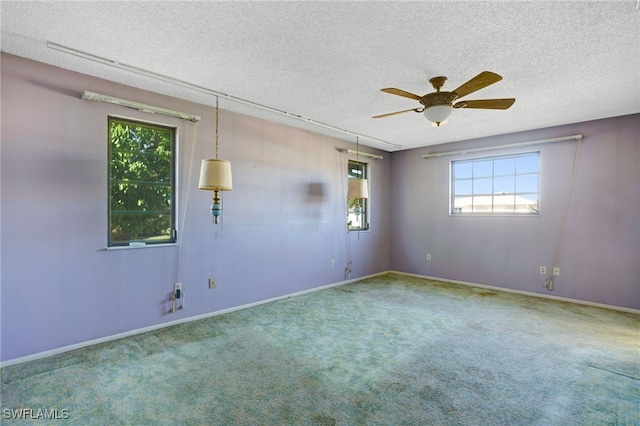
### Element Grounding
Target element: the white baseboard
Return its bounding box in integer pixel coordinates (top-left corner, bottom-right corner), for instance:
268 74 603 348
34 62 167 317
388 270 640 315
0 271 388 368
4 269 635 368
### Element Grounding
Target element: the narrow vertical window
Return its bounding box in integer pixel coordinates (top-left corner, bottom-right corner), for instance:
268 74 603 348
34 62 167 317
451 152 539 215
108 118 176 246
347 160 369 230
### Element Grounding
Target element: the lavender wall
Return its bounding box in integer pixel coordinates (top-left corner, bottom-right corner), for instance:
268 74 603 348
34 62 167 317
1 54 391 362
2 53 637 363
390 114 640 310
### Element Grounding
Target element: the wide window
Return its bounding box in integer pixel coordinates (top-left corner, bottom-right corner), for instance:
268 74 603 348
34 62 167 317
451 152 539 214
108 117 176 246
347 160 369 230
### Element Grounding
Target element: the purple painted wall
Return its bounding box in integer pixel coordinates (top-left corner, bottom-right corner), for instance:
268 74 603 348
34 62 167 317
1 54 391 362
2 53 637 363
390 114 640 310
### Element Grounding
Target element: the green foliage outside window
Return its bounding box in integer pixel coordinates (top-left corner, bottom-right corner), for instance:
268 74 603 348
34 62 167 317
108 118 176 246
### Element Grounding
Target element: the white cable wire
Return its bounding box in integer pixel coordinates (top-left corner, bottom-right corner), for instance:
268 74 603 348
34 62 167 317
174 122 199 284
341 150 353 279
548 136 582 289
49 42 400 149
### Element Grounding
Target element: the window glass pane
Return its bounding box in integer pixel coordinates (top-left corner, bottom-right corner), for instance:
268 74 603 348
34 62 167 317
493 194 515 212
493 158 515 176
109 118 175 246
349 162 365 178
518 193 538 204
472 196 492 212
347 199 366 229
515 194 538 213
517 193 539 213
473 160 493 177
516 174 538 193
454 179 472 195
453 197 472 213
516 155 538 174
110 214 173 243
473 178 492 194
453 162 472 179
493 176 515 194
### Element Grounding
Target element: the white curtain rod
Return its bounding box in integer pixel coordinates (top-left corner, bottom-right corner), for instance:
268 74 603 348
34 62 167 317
49 42 400 148
338 149 383 160
421 134 583 159
81 91 201 122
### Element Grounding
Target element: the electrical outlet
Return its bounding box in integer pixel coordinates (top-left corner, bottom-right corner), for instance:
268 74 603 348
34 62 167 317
540 266 547 275
331 259 335 267
174 283 182 298
426 254 432 261
553 267 560 276
208 277 217 289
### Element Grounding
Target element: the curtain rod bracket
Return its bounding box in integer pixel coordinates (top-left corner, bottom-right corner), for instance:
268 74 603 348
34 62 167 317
422 135 583 159
81 91 201 122
338 148 383 160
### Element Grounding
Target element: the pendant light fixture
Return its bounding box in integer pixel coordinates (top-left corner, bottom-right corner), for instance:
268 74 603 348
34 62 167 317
347 136 368 216
198 97 233 223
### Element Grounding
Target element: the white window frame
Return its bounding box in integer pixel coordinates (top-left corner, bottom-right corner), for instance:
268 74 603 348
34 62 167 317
347 159 370 231
108 116 178 247
450 152 540 215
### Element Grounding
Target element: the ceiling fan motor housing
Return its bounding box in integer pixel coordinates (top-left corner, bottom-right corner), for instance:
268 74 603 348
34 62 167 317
421 76 457 108
420 91 458 108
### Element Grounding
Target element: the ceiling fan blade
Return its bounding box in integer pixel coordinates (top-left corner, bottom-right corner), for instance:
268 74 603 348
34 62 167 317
372 108 423 119
452 71 503 99
381 88 422 100
454 98 515 110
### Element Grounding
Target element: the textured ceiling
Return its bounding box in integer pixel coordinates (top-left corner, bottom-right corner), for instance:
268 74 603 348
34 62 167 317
1 1 639 152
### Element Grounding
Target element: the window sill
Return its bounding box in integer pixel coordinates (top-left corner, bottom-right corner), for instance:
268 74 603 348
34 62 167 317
106 243 177 251
449 213 539 217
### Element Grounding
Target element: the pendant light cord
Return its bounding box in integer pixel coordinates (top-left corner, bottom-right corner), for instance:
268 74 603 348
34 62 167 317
215 96 219 160
213 96 225 227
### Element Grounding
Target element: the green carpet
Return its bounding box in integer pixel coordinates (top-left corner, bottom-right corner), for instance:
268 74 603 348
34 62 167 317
2 274 639 425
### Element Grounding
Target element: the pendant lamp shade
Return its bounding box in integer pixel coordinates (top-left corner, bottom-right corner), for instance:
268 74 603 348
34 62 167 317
198 159 233 191
347 178 369 199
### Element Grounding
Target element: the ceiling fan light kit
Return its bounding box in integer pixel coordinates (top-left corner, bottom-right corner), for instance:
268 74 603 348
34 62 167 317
423 104 453 127
375 71 515 127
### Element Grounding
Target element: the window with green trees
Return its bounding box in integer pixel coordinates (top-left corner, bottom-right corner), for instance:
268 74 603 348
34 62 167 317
108 117 176 246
